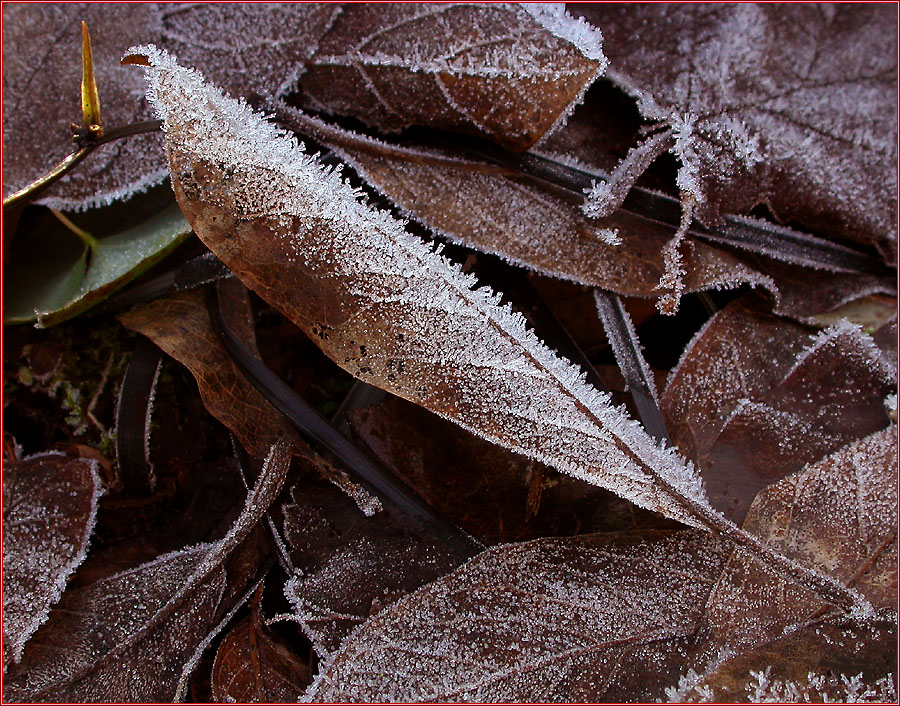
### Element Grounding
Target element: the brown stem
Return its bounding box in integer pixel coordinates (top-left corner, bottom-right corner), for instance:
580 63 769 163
3 119 163 210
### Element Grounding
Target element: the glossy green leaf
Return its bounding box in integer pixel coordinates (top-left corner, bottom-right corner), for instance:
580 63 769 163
4 197 192 326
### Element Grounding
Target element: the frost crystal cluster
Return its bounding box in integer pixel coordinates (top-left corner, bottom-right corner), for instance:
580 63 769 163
131 44 716 528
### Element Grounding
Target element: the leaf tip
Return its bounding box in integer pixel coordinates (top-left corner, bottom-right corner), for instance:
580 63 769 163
120 53 150 67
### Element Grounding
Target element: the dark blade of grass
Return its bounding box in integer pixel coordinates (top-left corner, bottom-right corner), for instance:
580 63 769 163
593 290 670 443
205 282 484 559
115 336 163 496
330 380 387 436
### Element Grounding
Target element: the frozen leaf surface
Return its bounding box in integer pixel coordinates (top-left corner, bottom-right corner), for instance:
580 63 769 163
157 3 340 99
576 4 898 258
305 530 729 702
2 453 102 668
132 49 879 617
299 3 606 150
663 295 894 522
3 544 225 702
738 426 897 611
135 47 872 614
281 107 775 302
281 474 465 658
211 597 311 703
305 424 896 702
131 46 725 533
1 3 338 209
4 440 291 702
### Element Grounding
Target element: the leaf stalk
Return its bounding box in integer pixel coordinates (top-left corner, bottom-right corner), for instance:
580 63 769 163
2 120 162 210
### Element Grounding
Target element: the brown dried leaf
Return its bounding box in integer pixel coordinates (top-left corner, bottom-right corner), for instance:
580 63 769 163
281 472 465 658
663 295 894 522
305 118 775 301
729 426 897 615
130 45 733 537
1 3 338 209
4 544 226 703
119 279 296 460
133 50 873 615
4 440 291 702
211 598 311 703
662 296 810 464
2 453 101 668
306 529 729 703
299 3 606 150
739 254 896 324
157 3 341 99
576 4 897 258
305 425 896 702
670 618 897 702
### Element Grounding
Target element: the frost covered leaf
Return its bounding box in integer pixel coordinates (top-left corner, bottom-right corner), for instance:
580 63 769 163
734 426 897 612
3 194 191 326
135 48 871 613
680 426 898 694
1 3 337 209
133 46 728 531
3 440 291 702
2 453 101 668
576 4 898 258
305 530 729 702
669 618 897 703
119 279 297 460
299 3 606 150
156 3 341 99
2 4 163 210
211 597 311 703
282 107 775 301
663 295 895 522
3 544 225 702
281 472 465 657
305 425 896 702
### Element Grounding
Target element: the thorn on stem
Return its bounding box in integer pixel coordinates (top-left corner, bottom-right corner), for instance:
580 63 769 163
80 21 103 141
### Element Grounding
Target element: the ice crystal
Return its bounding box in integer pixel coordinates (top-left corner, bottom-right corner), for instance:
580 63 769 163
131 45 721 530
2 453 102 668
300 3 606 149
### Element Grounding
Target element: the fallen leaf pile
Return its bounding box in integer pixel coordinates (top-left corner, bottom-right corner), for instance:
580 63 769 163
2 4 896 703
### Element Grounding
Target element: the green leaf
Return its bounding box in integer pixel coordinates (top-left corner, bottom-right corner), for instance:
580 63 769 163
4 195 192 326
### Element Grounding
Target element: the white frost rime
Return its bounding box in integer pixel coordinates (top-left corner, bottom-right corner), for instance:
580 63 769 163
130 44 714 529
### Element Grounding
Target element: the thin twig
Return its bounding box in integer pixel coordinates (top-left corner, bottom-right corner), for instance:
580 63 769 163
3 120 162 210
